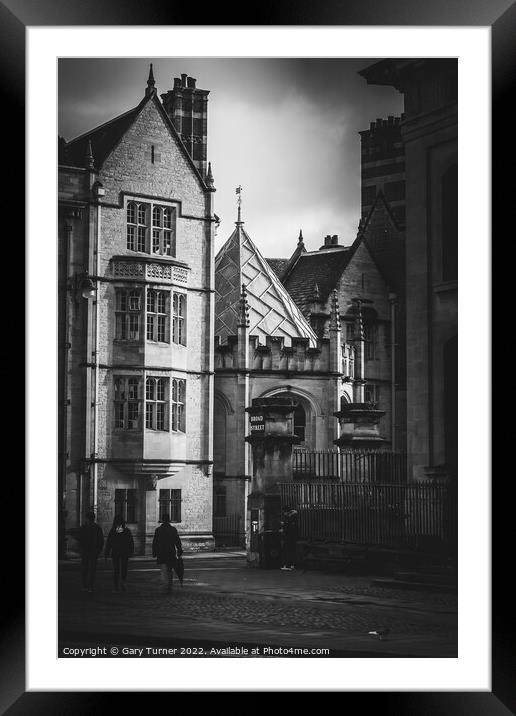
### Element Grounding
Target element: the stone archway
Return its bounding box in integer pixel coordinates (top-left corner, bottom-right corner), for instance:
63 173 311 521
257 386 321 450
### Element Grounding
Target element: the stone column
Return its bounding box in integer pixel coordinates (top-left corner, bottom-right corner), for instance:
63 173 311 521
333 403 386 449
245 397 300 567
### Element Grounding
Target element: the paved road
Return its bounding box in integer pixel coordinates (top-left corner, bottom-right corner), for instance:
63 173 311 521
59 555 457 658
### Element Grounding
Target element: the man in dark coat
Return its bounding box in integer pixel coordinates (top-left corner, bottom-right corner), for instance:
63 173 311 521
105 515 135 592
78 510 104 592
152 514 183 593
280 507 299 571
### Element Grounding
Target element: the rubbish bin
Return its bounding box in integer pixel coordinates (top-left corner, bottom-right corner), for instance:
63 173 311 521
259 530 282 569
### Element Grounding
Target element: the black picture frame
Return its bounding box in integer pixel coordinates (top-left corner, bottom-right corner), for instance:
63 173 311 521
10 0 503 709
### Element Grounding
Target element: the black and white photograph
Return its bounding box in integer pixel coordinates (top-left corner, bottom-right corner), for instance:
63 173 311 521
56 55 459 660
1 5 496 702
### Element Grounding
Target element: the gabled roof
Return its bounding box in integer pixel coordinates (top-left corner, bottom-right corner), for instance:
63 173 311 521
61 92 208 189
265 258 289 279
359 192 405 294
282 246 354 318
61 102 145 169
215 223 317 346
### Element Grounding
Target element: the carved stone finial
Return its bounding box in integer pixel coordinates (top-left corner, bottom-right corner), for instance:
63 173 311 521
146 63 156 96
235 185 243 224
205 161 214 188
84 139 95 170
238 283 250 328
353 298 365 341
330 289 341 331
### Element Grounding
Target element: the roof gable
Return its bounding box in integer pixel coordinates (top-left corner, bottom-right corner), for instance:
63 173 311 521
215 224 317 346
62 93 208 190
359 193 405 293
282 247 354 317
62 103 143 169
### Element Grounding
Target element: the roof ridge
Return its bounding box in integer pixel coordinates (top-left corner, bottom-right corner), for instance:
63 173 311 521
64 92 210 190
65 101 144 147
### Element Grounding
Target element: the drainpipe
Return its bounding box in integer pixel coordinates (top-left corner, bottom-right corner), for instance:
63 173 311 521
60 221 72 555
92 183 104 514
389 293 397 449
352 298 366 403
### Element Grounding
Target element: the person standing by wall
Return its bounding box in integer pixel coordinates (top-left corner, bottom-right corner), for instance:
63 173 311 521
280 507 299 571
152 514 183 594
78 510 104 592
104 515 134 592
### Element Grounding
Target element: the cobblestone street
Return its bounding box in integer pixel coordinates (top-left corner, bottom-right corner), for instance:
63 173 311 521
59 553 457 658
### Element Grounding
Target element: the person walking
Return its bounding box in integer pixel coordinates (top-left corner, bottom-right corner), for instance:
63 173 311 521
104 515 134 592
78 510 104 592
280 507 299 571
152 513 183 594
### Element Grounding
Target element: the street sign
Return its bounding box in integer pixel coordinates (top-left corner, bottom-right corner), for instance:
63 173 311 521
250 413 265 432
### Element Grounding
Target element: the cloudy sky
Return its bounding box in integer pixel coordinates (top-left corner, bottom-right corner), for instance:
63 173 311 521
58 58 403 258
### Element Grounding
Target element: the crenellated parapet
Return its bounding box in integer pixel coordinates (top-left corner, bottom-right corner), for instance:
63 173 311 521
214 333 361 375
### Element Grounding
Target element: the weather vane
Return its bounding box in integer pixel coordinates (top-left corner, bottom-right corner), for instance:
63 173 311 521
235 185 243 223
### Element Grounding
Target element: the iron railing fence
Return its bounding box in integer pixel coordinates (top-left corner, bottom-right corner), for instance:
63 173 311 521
293 449 408 484
213 514 245 547
279 481 457 551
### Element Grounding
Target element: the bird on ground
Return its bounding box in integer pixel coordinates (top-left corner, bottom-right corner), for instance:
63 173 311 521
368 629 391 640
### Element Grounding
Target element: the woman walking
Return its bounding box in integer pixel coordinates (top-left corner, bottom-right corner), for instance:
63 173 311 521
105 516 135 592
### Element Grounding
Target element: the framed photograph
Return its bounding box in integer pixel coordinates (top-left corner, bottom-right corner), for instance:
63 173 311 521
6 0 503 708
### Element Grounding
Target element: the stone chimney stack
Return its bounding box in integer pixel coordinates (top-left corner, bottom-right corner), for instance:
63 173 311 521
161 74 210 178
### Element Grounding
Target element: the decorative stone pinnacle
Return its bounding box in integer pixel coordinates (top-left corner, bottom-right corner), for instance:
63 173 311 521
330 289 341 331
298 229 304 244
235 185 243 224
205 161 214 188
238 283 250 327
146 63 156 96
84 139 95 170
353 298 365 341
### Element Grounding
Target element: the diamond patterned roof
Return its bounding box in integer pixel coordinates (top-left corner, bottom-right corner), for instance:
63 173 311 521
215 224 317 346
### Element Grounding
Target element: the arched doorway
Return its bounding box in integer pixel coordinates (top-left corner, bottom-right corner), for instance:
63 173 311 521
293 402 307 444
260 389 317 450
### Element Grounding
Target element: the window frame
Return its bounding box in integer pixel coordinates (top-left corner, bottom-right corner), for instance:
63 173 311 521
145 376 169 431
158 488 182 523
114 488 137 523
171 378 186 433
172 291 187 346
114 376 142 430
364 383 380 406
146 288 170 343
364 322 379 361
115 288 142 342
127 199 177 257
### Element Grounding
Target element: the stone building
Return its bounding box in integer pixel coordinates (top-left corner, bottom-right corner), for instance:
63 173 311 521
359 59 458 482
58 68 217 554
213 213 398 539
359 115 406 228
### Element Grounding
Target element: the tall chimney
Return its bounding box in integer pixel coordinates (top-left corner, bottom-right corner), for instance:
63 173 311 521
161 75 210 178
